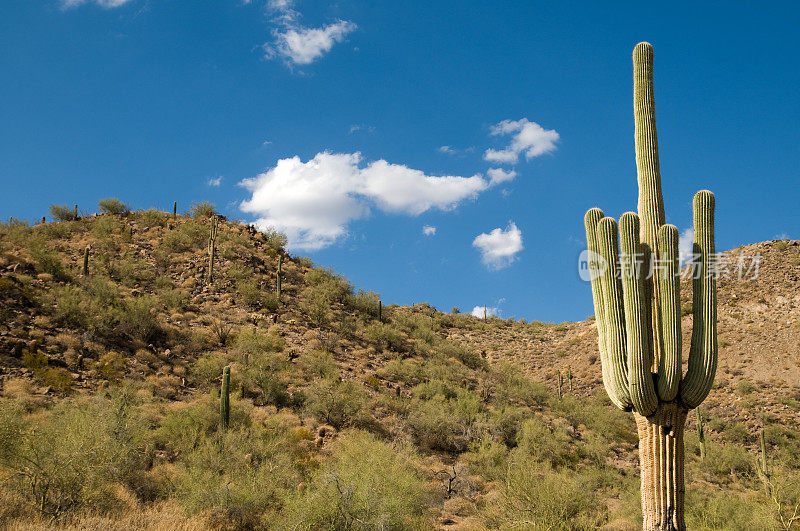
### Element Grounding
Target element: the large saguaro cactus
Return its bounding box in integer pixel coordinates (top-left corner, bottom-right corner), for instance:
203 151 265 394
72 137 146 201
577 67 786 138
583 42 717 530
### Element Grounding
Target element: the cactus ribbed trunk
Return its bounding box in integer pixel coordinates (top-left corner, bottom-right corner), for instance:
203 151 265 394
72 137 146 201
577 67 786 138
635 404 687 531
220 366 230 430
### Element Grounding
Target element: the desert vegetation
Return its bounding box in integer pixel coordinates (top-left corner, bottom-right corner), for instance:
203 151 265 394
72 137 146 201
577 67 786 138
0 195 798 529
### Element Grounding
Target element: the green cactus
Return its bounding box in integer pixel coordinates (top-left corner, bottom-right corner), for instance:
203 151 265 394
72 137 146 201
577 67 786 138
584 42 717 530
556 370 563 400
82 246 90 276
74 204 78 220
173 201 177 219
378 299 382 322
695 408 705 461
220 365 230 429
207 216 219 284
277 253 283 297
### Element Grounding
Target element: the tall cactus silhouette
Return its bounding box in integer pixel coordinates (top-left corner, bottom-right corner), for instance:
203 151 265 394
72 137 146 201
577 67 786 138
584 42 717 530
207 215 219 284
220 365 230 430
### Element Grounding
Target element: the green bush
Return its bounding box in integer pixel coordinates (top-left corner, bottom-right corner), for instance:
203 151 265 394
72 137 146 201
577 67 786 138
479 459 608 529
119 295 161 343
98 198 129 215
300 286 332 327
304 266 352 303
364 322 406 352
0 393 149 517
90 215 122 238
136 208 168 228
236 279 263 309
280 430 432 529
49 204 78 222
406 388 483 452
188 201 216 220
304 377 367 429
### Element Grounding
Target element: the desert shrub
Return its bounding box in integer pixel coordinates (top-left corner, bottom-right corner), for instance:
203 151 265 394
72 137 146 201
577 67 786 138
349 289 380 317
463 436 509 480
190 353 229 388
159 287 190 311
437 339 486 370
299 350 339 379
161 219 207 253
280 430 432 529
773 240 789 251
300 287 332 327
514 416 578 468
699 443 755 481
305 266 352 303
304 377 368 429
40 221 75 239
188 201 216 219
98 198 129 215
94 351 126 383
236 279 263 309
548 394 637 446
721 422 750 444
0 393 149 517
49 204 78 222
136 208 168 228
479 459 608 529
685 486 773 530
238 348 293 407
735 378 757 395
90 215 122 238
406 388 483 452
232 326 285 362
27 239 69 280
379 358 423 386
260 226 288 251
364 322 406 352
491 361 549 407
111 255 155 287
119 295 161 343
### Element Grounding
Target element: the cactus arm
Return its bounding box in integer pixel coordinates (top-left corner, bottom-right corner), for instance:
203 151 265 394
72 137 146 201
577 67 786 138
656 224 682 401
681 191 717 408
584 208 608 366
619 212 658 416
633 41 666 373
595 217 633 411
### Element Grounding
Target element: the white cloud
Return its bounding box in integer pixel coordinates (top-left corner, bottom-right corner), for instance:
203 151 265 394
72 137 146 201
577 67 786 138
678 228 693 266
240 152 488 251
472 222 523 269
484 118 559 164
266 20 356 65
422 225 436 236
61 0 134 7
350 124 375 134
207 176 222 187
486 167 517 186
471 306 499 319
438 145 456 154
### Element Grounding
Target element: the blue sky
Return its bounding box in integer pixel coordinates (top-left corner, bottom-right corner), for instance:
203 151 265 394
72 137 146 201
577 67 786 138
2 1 798 322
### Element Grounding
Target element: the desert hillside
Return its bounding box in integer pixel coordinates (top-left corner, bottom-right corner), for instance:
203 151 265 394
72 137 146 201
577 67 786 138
0 205 798 530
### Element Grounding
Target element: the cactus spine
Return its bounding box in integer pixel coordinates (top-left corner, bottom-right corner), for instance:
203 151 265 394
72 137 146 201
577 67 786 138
220 365 230 429
207 216 219 284
82 246 90 276
695 408 705 461
584 42 717 530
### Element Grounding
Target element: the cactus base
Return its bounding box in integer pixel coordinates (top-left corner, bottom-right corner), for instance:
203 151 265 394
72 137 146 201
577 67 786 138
635 402 688 531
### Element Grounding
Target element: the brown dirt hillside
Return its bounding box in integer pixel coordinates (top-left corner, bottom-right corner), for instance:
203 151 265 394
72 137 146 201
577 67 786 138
450 240 800 432
0 210 798 529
